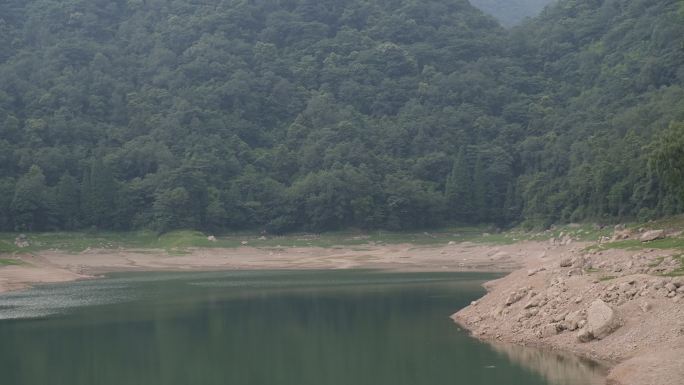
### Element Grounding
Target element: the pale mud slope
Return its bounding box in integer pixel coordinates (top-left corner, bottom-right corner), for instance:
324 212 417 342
453 242 684 385
0 254 89 293
0 240 538 294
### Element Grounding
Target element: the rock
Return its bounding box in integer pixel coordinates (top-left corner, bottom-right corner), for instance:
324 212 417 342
14 234 30 248
505 288 528 306
677 286 684 294
240 241 249 245
611 230 633 242
538 324 559 338
491 305 505 318
639 301 651 313
448 241 456 245
584 299 620 340
552 311 568 323
470 300 479 306
524 297 542 309
564 310 585 331
527 267 546 276
665 283 677 292
577 328 593 342
207 235 217 242
258 236 267 240
560 258 572 267
640 230 665 242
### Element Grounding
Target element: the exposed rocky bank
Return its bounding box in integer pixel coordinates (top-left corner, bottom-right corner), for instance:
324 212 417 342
453 231 684 385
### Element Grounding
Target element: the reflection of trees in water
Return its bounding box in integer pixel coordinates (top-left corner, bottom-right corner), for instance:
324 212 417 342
488 342 607 385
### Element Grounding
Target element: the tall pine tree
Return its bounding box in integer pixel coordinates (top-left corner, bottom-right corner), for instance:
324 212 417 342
445 148 472 223
81 159 117 228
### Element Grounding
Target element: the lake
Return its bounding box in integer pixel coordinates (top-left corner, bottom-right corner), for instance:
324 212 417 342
0 270 605 385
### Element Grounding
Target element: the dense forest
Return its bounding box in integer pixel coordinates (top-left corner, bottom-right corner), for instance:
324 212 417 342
0 0 683 233
469 0 556 26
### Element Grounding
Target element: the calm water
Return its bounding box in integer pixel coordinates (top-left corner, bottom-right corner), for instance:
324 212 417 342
0 270 605 385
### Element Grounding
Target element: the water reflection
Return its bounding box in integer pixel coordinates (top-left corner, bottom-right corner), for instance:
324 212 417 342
486 339 607 385
0 271 606 385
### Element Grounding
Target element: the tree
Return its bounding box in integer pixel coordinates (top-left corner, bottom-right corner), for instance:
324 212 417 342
445 148 472 222
153 187 193 233
81 158 117 228
55 173 80 229
0 178 15 231
650 122 684 202
10 165 50 231
471 154 489 223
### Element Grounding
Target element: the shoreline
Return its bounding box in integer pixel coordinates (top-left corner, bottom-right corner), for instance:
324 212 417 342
2 239 683 384
0 241 528 295
451 242 684 385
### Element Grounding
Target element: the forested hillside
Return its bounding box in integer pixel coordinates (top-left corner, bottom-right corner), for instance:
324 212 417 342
0 0 682 233
469 0 556 26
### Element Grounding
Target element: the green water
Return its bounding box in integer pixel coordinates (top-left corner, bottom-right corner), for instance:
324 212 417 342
0 270 605 385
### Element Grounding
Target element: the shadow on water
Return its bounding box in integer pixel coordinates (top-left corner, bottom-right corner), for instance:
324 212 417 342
0 270 606 385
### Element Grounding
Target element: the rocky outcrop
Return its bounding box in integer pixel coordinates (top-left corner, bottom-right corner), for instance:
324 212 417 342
639 230 665 242
452 235 684 385
14 234 29 248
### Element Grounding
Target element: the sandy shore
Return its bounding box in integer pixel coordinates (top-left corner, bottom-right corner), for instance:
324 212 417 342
0 241 528 295
2 238 683 384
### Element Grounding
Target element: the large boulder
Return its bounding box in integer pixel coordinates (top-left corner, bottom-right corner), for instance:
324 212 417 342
579 299 620 342
640 229 665 242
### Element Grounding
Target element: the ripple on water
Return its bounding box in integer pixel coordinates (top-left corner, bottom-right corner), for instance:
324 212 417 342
0 281 133 320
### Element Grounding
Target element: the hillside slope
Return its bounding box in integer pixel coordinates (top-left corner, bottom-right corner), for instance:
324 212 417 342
0 0 682 233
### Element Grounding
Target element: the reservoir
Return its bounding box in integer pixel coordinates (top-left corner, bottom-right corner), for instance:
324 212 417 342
0 270 605 385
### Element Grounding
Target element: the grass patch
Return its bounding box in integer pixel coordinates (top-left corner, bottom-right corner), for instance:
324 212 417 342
584 267 600 273
2 215 682 255
586 237 684 252
0 230 222 254
0 258 23 266
659 254 684 277
0 226 516 254
524 223 613 243
648 256 665 268
599 275 618 281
